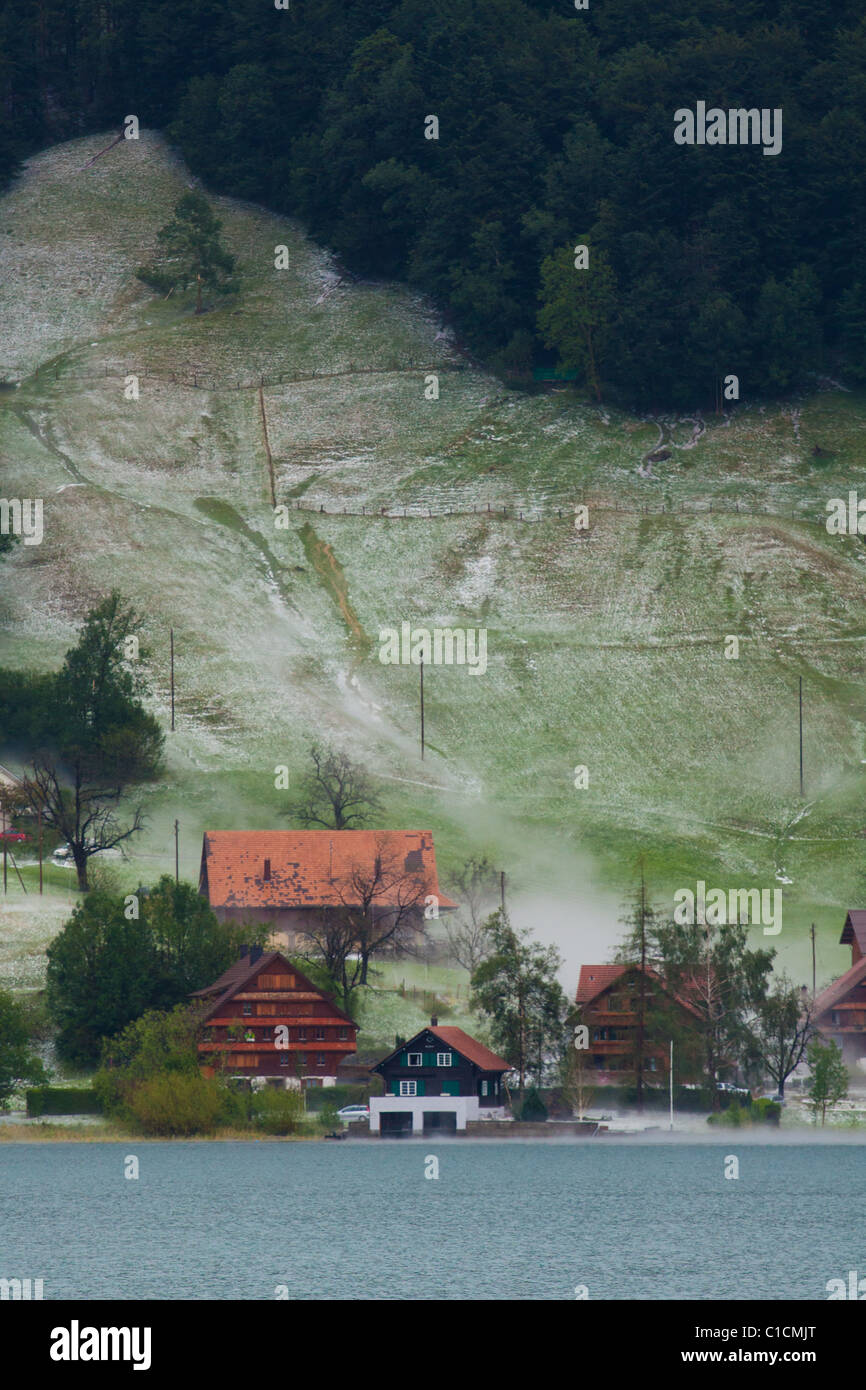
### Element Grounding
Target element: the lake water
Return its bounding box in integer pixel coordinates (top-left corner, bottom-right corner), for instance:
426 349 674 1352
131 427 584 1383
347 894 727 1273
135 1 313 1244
1 1139 863 1300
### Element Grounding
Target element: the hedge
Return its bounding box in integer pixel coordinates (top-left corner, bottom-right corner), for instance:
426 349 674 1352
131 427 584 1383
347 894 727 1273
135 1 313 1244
26 1087 103 1117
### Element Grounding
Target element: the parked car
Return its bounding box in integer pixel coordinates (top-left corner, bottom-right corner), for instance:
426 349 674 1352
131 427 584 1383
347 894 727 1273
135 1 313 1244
336 1104 369 1124
759 1093 786 1106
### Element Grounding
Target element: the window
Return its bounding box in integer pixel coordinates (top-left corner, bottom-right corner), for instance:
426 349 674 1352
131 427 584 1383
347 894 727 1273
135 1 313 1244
298 1029 307 1042
436 1053 452 1067
279 1054 289 1067
244 1029 255 1042
242 1004 252 1017
338 1028 348 1040
399 1081 417 1097
481 1079 488 1096
262 1028 272 1041
317 1054 326 1067
297 1053 307 1066
315 1027 325 1041
407 1052 422 1067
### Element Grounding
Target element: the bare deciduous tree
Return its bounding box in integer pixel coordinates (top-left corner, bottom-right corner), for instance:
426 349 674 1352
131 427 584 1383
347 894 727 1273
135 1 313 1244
298 836 431 1001
285 744 383 830
20 754 145 892
445 856 499 972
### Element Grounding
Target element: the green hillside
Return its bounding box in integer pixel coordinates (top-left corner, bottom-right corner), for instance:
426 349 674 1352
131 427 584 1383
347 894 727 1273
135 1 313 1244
2 132 866 997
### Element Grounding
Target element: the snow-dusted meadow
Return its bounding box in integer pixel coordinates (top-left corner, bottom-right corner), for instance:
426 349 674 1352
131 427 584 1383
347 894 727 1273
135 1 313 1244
2 132 866 998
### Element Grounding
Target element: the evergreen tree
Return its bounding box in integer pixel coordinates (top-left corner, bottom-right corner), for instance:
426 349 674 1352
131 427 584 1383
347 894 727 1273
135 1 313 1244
137 192 238 314
470 910 567 1101
805 1037 849 1125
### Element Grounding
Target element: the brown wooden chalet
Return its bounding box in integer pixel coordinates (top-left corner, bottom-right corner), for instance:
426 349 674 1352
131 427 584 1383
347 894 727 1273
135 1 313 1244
575 963 701 1084
191 947 358 1087
199 829 456 951
813 911 866 1069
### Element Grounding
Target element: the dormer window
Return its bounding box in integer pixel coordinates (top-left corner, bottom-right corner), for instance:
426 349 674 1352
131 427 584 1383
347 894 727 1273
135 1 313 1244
263 858 271 881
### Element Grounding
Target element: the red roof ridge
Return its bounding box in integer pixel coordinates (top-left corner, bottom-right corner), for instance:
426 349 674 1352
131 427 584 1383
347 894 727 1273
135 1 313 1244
193 950 357 1027
200 829 457 911
813 955 866 1018
429 1025 511 1073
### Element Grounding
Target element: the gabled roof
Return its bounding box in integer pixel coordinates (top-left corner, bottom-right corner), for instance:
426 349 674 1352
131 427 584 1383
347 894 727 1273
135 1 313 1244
373 1025 510 1075
430 1026 510 1073
576 964 627 1004
576 962 702 1018
840 910 866 954
200 830 457 911
190 950 357 1027
813 955 866 1021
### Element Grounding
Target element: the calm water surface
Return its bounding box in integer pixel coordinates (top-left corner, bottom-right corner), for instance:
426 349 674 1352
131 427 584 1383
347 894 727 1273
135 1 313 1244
1 1140 863 1300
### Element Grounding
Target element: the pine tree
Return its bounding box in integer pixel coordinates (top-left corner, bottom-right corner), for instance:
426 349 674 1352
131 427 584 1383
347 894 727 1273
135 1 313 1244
136 192 238 314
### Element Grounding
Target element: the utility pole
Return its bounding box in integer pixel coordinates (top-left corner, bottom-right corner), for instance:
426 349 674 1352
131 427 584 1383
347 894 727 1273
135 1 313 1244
174 819 179 883
419 659 425 760
669 1040 674 1131
636 862 647 1113
38 807 43 895
811 922 816 1000
170 629 176 732
799 676 804 797
500 870 506 913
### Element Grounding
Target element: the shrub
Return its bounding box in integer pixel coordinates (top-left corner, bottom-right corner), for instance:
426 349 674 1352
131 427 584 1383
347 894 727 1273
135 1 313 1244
317 1101 341 1131
708 1100 750 1127
303 1083 371 1112
518 1086 548 1122
26 1087 102 1117
250 1086 305 1136
750 1098 781 1126
126 1073 225 1136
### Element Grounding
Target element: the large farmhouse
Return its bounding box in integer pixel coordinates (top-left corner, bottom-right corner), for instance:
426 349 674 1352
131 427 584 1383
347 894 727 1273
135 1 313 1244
199 829 456 951
368 1020 511 1134
192 948 358 1088
813 911 866 1071
575 963 701 1084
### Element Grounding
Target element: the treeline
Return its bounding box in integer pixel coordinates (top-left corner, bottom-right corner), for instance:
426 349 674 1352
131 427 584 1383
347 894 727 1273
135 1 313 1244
1 0 865 404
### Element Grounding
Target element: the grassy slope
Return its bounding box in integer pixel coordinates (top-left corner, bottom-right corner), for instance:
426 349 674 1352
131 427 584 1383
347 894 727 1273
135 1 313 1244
2 132 866 1012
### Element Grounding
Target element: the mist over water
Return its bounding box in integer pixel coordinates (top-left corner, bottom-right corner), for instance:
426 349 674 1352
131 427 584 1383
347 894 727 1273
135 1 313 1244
2 1141 860 1300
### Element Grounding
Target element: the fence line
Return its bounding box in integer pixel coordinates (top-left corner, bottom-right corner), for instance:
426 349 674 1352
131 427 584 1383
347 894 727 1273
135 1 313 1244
33 362 468 392
285 496 827 529
24 363 828 531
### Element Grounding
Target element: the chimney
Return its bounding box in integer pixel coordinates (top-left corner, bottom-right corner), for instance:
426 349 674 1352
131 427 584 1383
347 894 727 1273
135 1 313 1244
430 1015 438 1026
263 858 271 882
250 945 263 965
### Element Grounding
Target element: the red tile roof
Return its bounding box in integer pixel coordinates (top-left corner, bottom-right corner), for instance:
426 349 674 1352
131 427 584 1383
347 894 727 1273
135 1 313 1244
429 1026 510 1073
576 962 702 1018
813 955 866 1021
576 964 627 1004
191 950 357 1027
841 910 866 954
200 830 457 911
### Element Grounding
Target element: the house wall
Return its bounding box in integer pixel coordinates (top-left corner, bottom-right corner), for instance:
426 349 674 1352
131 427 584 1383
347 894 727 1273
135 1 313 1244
369 1095 480 1133
197 960 357 1080
210 904 425 954
376 1037 505 1105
